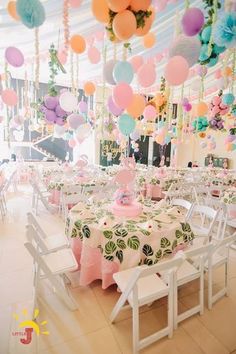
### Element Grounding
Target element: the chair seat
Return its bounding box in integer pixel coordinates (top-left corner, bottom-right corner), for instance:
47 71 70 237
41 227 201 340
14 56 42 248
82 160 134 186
227 219 236 228
44 233 69 251
113 267 168 307
176 260 199 285
43 248 78 274
191 225 209 237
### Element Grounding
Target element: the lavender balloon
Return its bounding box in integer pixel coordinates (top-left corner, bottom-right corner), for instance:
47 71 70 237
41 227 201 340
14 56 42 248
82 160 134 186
56 117 65 126
182 8 204 36
45 109 57 123
44 95 58 110
130 130 141 141
68 113 85 130
5 47 24 67
78 101 88 113
107 96 123 116
55 104 67 117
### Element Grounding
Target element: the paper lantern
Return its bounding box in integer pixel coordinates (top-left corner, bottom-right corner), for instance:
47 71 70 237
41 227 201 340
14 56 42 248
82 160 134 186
222 93 234 105
169 34 201 67
107 0 131 12
5 47 24 68
113 10 137 41
165 56 189 86
127 94 146 118
91 0 109 23
70 35 86 54
195 102 208 116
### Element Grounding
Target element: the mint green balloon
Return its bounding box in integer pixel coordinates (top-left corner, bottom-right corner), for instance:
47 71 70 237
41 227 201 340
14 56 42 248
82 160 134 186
113 61 134 84
118 114 136 136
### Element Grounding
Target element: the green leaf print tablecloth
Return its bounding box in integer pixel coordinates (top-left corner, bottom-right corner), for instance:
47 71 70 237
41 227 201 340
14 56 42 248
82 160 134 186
66 200 195 288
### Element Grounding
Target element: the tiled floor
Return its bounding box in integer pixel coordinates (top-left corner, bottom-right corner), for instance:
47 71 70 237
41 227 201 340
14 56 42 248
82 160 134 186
1 185 236 354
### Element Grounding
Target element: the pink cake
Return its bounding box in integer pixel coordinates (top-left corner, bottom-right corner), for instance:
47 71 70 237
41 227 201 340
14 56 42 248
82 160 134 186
111 188 143 217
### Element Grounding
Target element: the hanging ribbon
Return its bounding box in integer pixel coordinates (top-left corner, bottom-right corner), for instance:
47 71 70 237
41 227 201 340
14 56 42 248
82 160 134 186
63 0 70 58
34 28 40 90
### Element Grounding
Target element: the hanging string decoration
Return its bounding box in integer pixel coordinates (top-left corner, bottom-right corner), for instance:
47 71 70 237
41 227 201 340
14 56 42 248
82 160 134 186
63 0 70 58
34 28 40 90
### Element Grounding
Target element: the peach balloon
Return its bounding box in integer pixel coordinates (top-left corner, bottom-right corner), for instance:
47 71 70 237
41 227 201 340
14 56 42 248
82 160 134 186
195 101 208 116
84 82 96 96
135 6 155 36
70 35 86 54
130 0 151 11
164 56 189 86
107 0 131 12
127 94 146 118
1 89 18 106
223 66 232 77
143 32 156 48
91 0 109 23
7 1 20 21
113 10 137 41
155 93 164 107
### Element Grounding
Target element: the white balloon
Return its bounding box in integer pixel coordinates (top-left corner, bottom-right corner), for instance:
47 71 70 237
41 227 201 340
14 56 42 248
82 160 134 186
76 123 92 141
190 80 201 92
59 92 77 112
169 35 201 67
54 124 66 138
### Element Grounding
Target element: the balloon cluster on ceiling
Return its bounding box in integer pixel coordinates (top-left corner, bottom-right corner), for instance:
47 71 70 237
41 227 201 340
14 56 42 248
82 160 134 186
0 0 235 155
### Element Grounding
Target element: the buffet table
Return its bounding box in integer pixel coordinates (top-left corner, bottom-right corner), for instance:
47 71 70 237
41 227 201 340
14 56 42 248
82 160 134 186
66 200 195 289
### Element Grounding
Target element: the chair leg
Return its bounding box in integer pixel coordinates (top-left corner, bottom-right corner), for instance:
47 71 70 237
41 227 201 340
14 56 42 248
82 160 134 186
168 289 174 338
173 283 178 330
208 268 213 310
132 303 139 354
226 261 229 296
199 272 204 315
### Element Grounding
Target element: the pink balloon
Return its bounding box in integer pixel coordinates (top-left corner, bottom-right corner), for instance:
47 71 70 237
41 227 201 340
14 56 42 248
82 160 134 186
137 63 156 88
153 0 167 12
156 53 163 62
214 69 221 79
164 56 189 86
129 56 144 73
69 0 82 7
57 50 67 65
143 105 157 121
95 31 105 41
68 113 85 130
112 83 133 109
88 46 101 64
5 47 24 67
68 138 77 148
1 89 18 106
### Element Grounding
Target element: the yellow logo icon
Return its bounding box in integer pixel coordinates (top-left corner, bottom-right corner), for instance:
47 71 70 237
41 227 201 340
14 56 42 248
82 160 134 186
12 308 49 345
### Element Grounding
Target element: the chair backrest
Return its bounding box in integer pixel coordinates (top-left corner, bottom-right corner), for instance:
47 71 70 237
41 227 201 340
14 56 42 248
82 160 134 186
24 242 54 278
171 199 193 220
26 224 48 253
184 243 213 261
61 185 87 205
212 232 236 255
27 212 47 239
188 204 220 239
118 256 184 302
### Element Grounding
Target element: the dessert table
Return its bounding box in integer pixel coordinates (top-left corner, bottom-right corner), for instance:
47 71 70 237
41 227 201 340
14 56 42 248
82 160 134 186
66 200 195 289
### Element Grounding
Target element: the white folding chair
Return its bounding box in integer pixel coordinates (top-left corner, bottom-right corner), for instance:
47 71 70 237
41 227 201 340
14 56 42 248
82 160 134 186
110 257 184 354
206 232 236 309
188 204 220 245
24 241 78 311
171 244 213 329
27 212 69 251
30 178 56 215
61 185 87 220
171 199 193 222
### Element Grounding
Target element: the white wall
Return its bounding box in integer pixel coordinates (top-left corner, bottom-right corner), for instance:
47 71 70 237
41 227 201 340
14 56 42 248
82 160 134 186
176 131 236 169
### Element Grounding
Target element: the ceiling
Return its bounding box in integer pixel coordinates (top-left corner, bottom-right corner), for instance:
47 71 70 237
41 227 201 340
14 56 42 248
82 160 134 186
0 0 233 101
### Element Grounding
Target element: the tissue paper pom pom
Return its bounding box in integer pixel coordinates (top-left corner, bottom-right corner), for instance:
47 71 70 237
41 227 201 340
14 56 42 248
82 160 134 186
213 13 236 49
16 0 46 29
